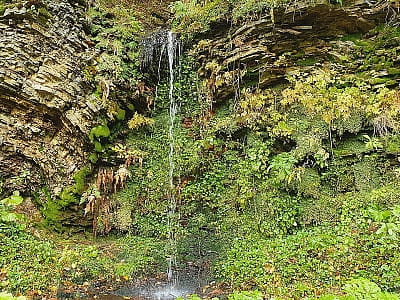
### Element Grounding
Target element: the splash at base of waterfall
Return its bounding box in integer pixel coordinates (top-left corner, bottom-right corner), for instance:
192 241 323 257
80 266 210 300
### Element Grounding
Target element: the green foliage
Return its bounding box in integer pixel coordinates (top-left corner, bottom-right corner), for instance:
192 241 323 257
317 279 400 299
58 165 91 205
0 210 166 296
0 192 24 224
171 0 231 35
1 192 23 206
33 167 91 230
89 124 111 141
128 112 155 129
343 278 399 299
267 152 299 185
0 292 26 300
214 193 400 297
0 197 59 294
0 227 59 293
171 0 291 37
282 69 400 136
113 236 166 278
86 0 144 118
228 290 263 300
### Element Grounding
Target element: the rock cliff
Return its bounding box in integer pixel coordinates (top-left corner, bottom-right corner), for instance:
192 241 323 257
194 2 392 102
0 0 97 195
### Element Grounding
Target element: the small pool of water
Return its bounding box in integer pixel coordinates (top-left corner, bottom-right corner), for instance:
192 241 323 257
83 266 210 300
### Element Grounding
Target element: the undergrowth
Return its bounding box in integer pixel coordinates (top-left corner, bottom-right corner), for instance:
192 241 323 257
0 198 166 297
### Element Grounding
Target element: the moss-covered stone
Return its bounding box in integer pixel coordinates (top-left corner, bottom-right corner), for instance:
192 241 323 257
353 155 380 191
296 168 321 198
34 166 92 229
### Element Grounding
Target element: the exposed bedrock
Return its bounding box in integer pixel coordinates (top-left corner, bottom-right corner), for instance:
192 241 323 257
0 0 99 195
195 2 392 101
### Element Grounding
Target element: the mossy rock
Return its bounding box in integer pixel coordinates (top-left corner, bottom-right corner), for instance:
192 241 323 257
353 156 380 192
335 113 364 136
322 158 357 193
299 194 342 225
34 166 92 230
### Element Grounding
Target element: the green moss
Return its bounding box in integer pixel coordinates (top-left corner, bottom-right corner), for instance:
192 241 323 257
385 79 397 86
292 50 306 58
0 0 15 15
72 166 91 193
93 85 102 100
296 168 321 198
59 188 78 206
34 188 64 229
35 167 91 230
37 6 52 25
89 124 110 141
353 156 380 191
356 37 376 52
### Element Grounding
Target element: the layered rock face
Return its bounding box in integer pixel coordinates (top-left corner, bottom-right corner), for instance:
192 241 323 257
195 2 391 101
0 0 97 195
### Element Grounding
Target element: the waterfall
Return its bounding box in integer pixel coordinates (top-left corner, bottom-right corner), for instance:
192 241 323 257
167 30 178 284
140 28 181 292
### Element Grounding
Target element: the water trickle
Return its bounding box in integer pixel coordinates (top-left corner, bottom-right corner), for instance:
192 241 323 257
166 30 179 286
140 29 183 297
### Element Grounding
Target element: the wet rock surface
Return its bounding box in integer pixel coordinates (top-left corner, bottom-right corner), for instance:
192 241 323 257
0 0 98 195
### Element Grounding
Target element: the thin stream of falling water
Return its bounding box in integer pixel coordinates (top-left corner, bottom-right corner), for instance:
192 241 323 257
167 30 178 285
154 44 166 110
140 29 184 297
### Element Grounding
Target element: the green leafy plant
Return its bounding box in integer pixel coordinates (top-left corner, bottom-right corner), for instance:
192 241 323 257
0 191 23 223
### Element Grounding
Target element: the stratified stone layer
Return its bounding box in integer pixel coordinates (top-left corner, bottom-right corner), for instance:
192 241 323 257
0 1 99 194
